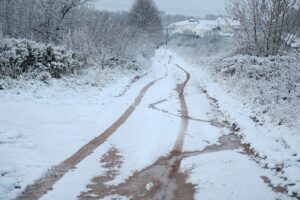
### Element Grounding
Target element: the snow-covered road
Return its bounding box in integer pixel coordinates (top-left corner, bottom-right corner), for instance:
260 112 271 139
1 49 296 200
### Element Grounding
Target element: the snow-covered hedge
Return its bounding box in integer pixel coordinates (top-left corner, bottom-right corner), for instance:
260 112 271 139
0 38 85 79
210 53 300 125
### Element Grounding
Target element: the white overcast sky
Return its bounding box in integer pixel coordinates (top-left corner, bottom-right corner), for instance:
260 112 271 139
92 0 227 17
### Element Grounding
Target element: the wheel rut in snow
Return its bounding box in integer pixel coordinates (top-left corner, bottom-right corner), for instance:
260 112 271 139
80 59 282 200
149 99 225 128
172 64 190 153
80 58 291 200
78 134 243 200
80 149 195 200
16 65 168 200
80 62 194 200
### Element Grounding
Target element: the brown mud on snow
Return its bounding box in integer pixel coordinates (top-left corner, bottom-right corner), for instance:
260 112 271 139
149 98 225 128
79 147 123 199
172 64 190 153
261 176 288 194
79 62 286 200
16 67 168 200
79 148 195 200
79 134 243 200
80 63 195 200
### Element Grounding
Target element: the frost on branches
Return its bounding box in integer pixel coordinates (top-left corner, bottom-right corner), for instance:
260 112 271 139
0 38 84 80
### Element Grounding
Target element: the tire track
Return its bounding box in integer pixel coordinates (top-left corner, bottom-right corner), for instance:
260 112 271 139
172 64 191 153
79 54 292 200
16 62 168 200
79 59 196 200
149 98 225 128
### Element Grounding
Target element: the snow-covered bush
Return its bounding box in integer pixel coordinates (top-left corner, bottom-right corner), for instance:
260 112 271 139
209 53 300 124
0 38 85 79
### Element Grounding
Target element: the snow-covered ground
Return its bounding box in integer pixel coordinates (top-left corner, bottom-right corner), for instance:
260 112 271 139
1 48 299 200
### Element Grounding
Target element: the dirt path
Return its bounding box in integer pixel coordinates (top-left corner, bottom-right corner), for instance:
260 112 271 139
16 52 289 200
16 66 168 200
79 61 198 200
79 60 289 200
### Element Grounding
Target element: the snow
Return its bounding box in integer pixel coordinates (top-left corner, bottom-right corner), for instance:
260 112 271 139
100 195 129 200
145 182 154 191
181 151 292 200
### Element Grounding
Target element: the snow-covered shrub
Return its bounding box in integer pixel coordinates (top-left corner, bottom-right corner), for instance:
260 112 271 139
209 53 300 124
0 38 85 79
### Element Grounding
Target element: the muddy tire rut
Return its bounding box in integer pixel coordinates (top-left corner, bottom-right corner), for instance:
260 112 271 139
79 61 251 200
172 64 190 153
80 62 196 200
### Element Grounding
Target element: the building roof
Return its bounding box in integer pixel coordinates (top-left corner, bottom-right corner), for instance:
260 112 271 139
168 17 240 36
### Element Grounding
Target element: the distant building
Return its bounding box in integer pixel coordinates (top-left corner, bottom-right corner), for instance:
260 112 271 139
168 17 240 39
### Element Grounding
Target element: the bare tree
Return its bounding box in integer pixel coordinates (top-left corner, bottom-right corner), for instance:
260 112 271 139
128 0 163 41
227 0 300 56
34 0 93 43
0 0 92 43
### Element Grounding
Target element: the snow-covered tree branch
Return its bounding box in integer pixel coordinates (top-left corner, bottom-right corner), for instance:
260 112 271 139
227 0 300 56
